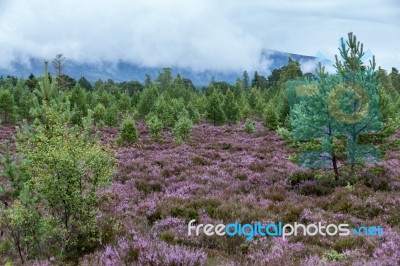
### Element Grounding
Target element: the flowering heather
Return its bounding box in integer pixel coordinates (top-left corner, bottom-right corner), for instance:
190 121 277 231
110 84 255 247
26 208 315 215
1 121 400 265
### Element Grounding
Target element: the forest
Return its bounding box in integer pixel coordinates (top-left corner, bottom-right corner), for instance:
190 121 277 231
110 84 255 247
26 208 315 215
0 33 400 265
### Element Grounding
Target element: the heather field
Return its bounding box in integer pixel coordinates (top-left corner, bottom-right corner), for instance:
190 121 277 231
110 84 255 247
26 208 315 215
1 30 400 265
2 120 399 265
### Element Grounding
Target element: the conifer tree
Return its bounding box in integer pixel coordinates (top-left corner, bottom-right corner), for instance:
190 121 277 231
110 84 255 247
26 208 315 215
0 90 17 124
119 116 138 143
137 84 158 117
206 90 226 126
223 88 241 125
263 102 278 130
242 70 250 90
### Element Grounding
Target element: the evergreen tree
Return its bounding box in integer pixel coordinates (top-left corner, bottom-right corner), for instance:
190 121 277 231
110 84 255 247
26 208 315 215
156 68 173 92
146 113 164 141
206 90 226 126
263 102 278 130
173 115 193 144
104 104 119 126
78 76 92 91
242 70 250 90
69 85 88 116
93 103 106 124
137 84 158 117
119 116 138 143
223 88 241 125
118 92 132 113
0 90 17 124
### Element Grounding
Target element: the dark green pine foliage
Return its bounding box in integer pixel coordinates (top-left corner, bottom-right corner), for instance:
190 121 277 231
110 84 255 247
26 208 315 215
263 102 279 130
206 90 226 126
0 90 17 124
223 88 241 125
242 70 250 90
137 84 159 117
119 116 138 143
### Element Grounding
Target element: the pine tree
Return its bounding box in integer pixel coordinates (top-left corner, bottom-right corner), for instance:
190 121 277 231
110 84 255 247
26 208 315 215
206 90 226 126
263 102 278 130
119 116 138 143
0 90 17 124
242 70 249 90
146 113 164 141
137 84 158 117
223 88 241 125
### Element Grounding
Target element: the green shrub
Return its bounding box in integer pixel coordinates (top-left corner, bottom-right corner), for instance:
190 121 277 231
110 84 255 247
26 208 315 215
173 115 193 143
244 119 255 134
323 250 346 261
93 103 106 124
289 172 314 186
119 116 138 143
263 103 278 130
146 113 164 141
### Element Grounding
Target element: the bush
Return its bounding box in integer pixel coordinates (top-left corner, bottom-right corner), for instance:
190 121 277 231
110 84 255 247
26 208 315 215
173 115 193 144
289 171 314 186
298 180 334 196
104 104 119 126
263 103 278 130
119 116 138 143
146 113 164 141
244 119 255 134
93 103 106 124
0 107 114 262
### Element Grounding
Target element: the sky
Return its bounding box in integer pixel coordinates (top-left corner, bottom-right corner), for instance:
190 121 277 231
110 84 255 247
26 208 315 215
0 0 399 74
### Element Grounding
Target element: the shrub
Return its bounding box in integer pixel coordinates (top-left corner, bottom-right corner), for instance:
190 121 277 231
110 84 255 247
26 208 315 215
244 119 255 134
289 171 314 186
92 103 106 124
146 113 164 141
298 180 334 196
0 107 114 262
263 102 278 130
323 250 346 261
104 104 119 126
119 116 138 143
173 115 193 144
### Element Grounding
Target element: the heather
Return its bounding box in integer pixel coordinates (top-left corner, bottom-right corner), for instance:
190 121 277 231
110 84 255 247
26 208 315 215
0 33 400 265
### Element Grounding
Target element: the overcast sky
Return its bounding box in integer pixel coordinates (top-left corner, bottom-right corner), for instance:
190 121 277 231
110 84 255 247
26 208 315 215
0 0 399 74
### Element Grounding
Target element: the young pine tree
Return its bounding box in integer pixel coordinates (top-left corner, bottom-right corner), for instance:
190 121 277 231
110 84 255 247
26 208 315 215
223 88 241 125
119 116 138 143
263 102 279 130
0 90 17 124
206 90 226 126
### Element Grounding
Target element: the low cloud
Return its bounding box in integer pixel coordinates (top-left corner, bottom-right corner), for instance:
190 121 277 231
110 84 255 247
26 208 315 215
0 0 398 73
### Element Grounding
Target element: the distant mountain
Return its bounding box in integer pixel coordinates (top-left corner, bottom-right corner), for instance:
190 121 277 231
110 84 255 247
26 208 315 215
0 49 316 86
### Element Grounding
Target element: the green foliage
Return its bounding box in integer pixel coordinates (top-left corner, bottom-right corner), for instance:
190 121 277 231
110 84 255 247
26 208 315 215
118 92 132 113
378 84 396 123
223 88 241 124
0 143 23 197
119 116 138 143
93 103 106 124
137 84 159 117
0 90 17 124
244 119 256 134
0 106 114 262
186 104 200 124
104 104 119 126
206 90 226 126
146 113 164 141
69 85 88 116
77 76 92 91
263 102 278 130
173 115 193 144
323 250 346 261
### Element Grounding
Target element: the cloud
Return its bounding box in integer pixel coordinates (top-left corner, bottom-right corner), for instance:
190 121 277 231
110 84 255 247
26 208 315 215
0 0 399 73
